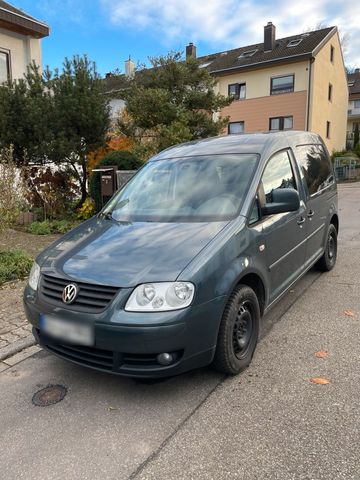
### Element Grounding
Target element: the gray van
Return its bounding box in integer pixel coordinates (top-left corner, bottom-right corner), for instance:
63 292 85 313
24 131 338 378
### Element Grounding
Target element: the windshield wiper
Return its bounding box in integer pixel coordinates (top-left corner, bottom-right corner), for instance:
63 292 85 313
98 211 116 221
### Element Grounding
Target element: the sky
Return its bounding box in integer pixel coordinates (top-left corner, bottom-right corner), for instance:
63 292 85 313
9 0 360 75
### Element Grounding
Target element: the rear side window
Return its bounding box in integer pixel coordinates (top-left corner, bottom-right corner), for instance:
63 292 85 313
261 150 296 203
295 145 333 195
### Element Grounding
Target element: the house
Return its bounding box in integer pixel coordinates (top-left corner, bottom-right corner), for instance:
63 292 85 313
0 0 49 83
346 69 360 149
188 23 348 153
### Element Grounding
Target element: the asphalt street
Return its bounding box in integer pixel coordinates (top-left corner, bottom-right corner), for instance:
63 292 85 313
0 184 359 480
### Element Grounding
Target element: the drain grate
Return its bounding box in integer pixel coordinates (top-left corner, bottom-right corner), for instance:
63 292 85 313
32 385 67 407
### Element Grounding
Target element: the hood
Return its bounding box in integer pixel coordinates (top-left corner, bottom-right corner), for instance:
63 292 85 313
39 217 228 287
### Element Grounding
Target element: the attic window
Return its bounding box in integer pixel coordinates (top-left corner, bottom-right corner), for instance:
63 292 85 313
199 61 212 68
287 39 302 47
239 49 258 59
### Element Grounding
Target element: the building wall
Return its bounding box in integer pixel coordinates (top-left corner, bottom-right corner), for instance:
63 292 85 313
309 31 348 152
215 61 309 99
0 27 42 80
220 90 307 133
216 61 309 135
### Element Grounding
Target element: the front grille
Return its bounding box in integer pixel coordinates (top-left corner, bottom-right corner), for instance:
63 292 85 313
46 343 114 371
40 274 119 313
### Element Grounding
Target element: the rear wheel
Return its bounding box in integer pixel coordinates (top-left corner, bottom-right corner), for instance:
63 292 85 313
213 284 260 375
316 223 337 272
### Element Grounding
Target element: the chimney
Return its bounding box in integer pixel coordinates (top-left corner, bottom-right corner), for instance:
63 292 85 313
355 68 360 79
186 42 196 59
264 22 276 51
125 56 135 78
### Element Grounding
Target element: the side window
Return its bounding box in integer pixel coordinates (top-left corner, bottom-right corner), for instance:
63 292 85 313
295 144 333 195
261 151 296 203
249 198 260 225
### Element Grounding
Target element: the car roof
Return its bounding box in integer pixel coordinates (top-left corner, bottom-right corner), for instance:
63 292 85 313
151 131 323 161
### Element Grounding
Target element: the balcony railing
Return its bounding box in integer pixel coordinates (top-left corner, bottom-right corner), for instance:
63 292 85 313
348 107 360 118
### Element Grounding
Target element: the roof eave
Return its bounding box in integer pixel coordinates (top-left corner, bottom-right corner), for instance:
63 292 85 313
0 6 50 38
209 52 313 76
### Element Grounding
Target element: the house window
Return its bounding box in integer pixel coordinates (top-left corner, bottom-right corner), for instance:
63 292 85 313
326 121 331 139
330 46 334 63
270 75 294 95
328 83 332 101
228 83 246 100
354 100 360 109
228 121 245 134
0 50 10 84
269 116 293 131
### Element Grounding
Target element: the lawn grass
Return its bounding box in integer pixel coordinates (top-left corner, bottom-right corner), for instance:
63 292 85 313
0 249 33 285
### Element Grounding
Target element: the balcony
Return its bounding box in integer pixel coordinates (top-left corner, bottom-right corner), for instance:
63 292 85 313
348 107 360 119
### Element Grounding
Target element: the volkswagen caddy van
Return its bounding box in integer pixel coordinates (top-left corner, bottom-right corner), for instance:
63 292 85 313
24 132 338 378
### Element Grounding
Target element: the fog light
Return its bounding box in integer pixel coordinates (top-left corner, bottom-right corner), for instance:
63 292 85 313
157 353 173 366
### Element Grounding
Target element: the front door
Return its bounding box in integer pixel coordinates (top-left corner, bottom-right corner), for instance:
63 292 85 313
259 150 308 304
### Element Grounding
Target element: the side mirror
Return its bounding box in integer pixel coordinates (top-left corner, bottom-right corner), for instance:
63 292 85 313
262 188 300 215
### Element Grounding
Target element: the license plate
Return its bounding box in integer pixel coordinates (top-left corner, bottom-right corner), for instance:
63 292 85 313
39 314 94 346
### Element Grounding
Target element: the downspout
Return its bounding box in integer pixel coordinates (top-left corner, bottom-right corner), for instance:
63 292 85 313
306 57 314 131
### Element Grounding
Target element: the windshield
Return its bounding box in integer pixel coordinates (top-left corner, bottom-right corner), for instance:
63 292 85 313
103 154 259 222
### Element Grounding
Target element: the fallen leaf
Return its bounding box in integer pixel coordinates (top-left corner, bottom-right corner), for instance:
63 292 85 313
315 350 328 358
344 309 355 317
310 377 330 385
108 406 117 411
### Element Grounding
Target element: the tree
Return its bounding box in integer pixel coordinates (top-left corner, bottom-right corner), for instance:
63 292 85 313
49 56 111 205
0 63 55 165
0 56 111 207
353 123 359 150
116 52 232 159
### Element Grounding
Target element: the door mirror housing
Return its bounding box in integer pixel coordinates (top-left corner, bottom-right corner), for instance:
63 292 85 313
262 188 300 216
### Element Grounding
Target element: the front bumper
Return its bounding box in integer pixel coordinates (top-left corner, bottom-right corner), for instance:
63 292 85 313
24 285 226 378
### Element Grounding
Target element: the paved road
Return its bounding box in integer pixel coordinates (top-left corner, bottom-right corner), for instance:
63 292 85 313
0 184 359 480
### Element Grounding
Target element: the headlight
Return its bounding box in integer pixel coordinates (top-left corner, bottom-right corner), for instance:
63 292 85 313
28 262 40 291
125 282 195 312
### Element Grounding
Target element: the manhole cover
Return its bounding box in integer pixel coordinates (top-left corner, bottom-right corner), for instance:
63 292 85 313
32 385 67 407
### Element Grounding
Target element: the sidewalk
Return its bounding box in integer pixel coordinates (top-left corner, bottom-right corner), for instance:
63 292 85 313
0 228 59 361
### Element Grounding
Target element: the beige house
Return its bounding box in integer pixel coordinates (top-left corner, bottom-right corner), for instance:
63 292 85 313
0 0 49 83
346 69 360 148
188 23 348 153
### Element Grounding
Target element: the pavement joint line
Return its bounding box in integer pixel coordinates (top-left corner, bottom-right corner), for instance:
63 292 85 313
128 373 227 480
128 269 323 480
0 335 36 362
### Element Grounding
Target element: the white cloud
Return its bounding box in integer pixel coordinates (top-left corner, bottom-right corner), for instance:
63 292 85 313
101 0 360 66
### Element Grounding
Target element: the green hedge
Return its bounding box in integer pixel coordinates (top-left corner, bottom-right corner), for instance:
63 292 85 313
26 219 78 235
89 151 143 211
0 249 33 285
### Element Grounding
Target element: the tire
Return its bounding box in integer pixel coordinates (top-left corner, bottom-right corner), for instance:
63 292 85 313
213 284 260 375
316 223 337 272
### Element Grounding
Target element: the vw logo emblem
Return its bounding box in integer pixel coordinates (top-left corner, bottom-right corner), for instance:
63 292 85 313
62 284 78 304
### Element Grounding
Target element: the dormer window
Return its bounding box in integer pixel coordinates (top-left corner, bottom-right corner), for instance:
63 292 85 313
199 61 212 68
287 39 302 47
238 49 258 59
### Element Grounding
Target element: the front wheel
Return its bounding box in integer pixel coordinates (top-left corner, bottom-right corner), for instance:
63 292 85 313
316 223 337 272
213 284 260 375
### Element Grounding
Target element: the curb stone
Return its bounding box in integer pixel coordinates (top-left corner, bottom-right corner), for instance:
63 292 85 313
0 335 36 361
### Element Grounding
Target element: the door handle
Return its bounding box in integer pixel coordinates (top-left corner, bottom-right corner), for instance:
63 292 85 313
297 217 306 226
307 210 315 218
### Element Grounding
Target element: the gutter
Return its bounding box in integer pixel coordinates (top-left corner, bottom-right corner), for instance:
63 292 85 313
0 6 49 28
306 57 314 131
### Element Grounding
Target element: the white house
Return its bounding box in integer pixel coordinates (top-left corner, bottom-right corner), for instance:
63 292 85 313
0 0 49 83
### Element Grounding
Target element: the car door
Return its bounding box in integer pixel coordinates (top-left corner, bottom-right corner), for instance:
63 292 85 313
259 149 308 304
294 144 336 268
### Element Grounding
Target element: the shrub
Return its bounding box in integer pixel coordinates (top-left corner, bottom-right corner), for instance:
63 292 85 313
76 197 96 220
26 219 78 235
0 249 33 285
0 147 27 232
89 150 142 211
